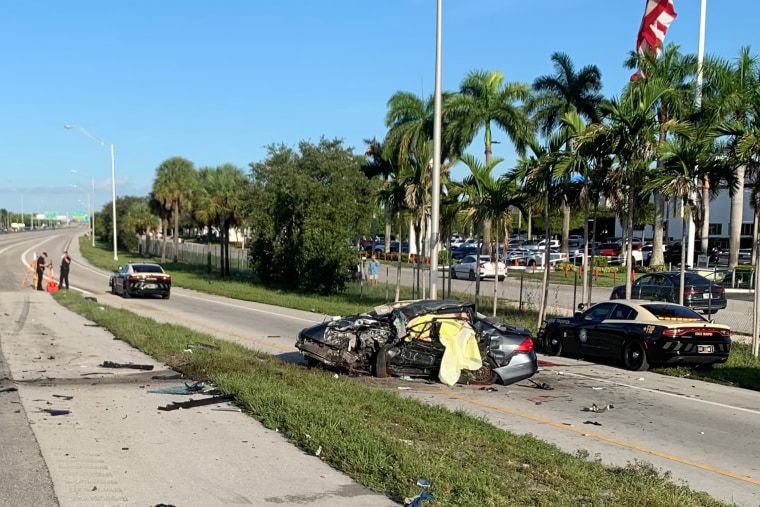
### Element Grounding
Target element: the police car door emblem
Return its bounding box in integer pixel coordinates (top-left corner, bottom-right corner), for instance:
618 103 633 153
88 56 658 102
579 328 588 343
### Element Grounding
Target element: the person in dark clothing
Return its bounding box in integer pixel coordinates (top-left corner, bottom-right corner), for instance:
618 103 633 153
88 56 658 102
60 250 71 289
36 252 49 291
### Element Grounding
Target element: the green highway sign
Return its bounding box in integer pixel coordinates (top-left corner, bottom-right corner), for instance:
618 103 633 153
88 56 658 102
72 210 86 219
44 211 57 220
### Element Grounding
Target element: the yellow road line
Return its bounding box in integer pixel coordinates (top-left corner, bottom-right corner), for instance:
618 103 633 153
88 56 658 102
423 386 760 487
124 301 760 487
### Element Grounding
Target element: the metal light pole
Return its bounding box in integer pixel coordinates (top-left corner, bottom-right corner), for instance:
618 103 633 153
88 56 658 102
65 124 118 260
428 0 443 299
71 180 95 247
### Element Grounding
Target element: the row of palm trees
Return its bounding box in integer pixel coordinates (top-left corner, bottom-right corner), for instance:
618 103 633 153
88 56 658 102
365 45 760 334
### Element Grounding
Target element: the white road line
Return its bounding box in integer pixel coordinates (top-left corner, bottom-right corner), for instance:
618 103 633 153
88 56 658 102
562 370 760 416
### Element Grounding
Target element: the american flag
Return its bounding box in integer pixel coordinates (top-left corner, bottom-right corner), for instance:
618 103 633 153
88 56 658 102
636 0 677 56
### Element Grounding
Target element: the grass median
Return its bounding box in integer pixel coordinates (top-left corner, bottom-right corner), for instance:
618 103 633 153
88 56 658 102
52 289 728 507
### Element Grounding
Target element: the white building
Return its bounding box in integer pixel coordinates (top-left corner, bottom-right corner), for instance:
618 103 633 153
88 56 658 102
615 187 756 247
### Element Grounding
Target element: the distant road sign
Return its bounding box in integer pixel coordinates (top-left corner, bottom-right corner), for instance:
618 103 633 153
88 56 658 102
44 211 57 220
72 211 86 219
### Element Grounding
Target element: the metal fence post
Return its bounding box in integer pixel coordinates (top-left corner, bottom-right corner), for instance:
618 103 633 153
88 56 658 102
519 270 524 312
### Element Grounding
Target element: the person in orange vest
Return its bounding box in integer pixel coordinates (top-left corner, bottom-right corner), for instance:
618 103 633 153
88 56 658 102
36 252 50 291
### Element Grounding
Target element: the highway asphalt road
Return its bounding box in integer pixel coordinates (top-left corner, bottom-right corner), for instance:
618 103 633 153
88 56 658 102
3 228 760 506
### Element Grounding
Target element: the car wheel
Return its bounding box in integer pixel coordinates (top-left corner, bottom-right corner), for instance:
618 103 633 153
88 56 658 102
122 284 130 299
544 328 563 357
163 292 171 300
497 275 505 282
111 283 116 295
373 344 393 378
460 358 498 385
469 270 476 281
622 339 649 371
450 268 457 280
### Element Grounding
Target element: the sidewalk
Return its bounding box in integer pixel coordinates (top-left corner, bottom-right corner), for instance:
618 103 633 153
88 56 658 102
0 290 395 507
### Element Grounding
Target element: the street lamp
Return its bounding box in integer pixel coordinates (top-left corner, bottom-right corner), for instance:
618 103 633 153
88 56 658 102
64 124 118 261
71 181 95 246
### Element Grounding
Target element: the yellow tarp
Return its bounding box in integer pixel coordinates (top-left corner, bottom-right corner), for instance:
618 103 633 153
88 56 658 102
406 314 482 386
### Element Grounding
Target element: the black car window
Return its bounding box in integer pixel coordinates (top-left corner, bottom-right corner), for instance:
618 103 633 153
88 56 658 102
583 303 614 321
462 256 474 263
683 273 710 286
610 304 637 320
133 264 164 273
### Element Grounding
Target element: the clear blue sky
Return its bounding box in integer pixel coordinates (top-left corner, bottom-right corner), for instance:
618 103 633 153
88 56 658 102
1 1 758 218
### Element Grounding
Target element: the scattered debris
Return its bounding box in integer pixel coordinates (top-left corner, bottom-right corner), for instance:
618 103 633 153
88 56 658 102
211 405 242 412
188 342 220 351
158 394 235 411
100 361 154 371
52 394 73 400
479 387 498 393
148 382 208 395
404 490 434 507
416 478 431 488
398 375 413 381
0 387 18 393
530 396 550 404
528 379 553 390
80 372 114 376
583 420 602 426
637 377 645 381
151 374 185 381
582 403 614 413
84 296 97 302
315 445 322 457
43 408 70 416
591 387 604 390
397 386 412 390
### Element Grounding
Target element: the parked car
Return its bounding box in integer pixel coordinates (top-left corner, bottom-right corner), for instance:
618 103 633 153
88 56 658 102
295 299 538 386
537 300 731 371
451 255 506 281
109 262 171 299
388 241 409 254
450 246 480 260
609 271 727 314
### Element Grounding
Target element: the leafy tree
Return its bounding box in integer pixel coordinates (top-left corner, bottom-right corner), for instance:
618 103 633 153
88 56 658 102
153 157 198 263
247 138 373 295
98 195 148 258
122 199 159 255
528 52 603 255
446 70 530 256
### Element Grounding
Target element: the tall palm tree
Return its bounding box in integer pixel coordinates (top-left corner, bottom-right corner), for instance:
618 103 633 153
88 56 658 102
362 137 395 253
706 47 760 269
581 80 690 298
510 133 567 328
153 157 198 263
376 168 410 302
193 167 221 274
624 44 697 264
148 192 172 261
446 70 530 257
472 174 525 316
528 52 603 256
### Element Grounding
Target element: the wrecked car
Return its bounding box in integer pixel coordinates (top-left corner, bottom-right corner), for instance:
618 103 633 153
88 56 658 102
295 299 538 386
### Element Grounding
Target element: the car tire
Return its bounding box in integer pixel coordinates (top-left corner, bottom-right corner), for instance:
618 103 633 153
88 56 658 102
622 339 649 371
450 268 457 280
163 292 171 300
469 270 476 281
497 275 505 282
122 284 130 299
373 344 393 378
111 284 116 295
544 328 563 357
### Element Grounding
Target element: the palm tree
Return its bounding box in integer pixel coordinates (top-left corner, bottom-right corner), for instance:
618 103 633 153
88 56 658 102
528 53 603 256
193 167 221 274
376 168 410 302
148 192 172 261
624 44 697 264
362 137 396 253
472 174 525 316
153 157 198 263
510 133 567 328
446 70 530 257
705 47 759 269
580 80 690 298
457 154 504 312
122 199 158 256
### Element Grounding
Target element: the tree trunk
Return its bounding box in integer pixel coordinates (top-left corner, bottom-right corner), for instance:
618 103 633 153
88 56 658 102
753 206 760 357
560 199 570 256
651 191 666 266
679 198 688 306
729 165 746 269
172 202 180 263
537 190 551 329
492 219 499 317
395 215 403 302
624 197 634 300
160 218 168 262
384 205 392 254
700 176 711 254
206 228 212 274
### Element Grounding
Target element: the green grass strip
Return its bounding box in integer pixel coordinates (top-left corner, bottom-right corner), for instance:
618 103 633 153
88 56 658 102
53 290 728 506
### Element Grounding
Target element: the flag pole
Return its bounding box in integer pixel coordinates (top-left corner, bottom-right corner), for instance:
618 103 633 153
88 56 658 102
686 0 707 268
